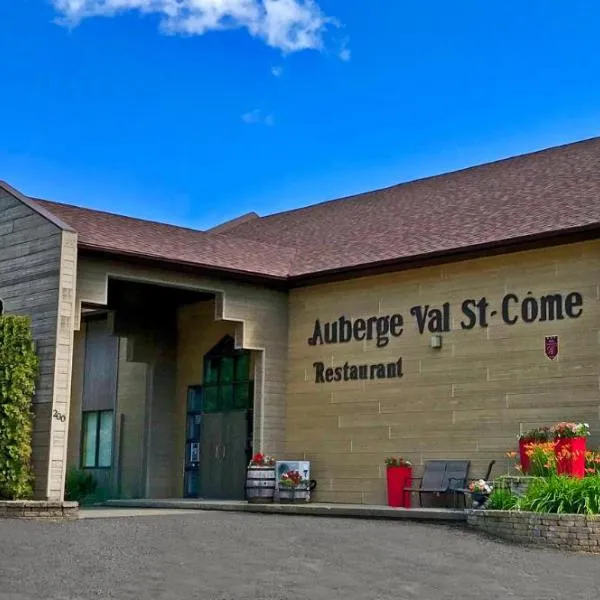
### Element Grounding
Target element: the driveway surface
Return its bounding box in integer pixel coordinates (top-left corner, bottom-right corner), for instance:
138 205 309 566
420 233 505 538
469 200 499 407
0 510 598 600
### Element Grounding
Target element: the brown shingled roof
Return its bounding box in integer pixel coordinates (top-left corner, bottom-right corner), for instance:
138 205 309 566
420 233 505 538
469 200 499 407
223 137 600 277
32 199 296 279
28 137 600 282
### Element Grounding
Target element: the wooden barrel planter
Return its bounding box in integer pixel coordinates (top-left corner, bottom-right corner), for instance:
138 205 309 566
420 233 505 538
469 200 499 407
245 466 276 503
276 480 316 504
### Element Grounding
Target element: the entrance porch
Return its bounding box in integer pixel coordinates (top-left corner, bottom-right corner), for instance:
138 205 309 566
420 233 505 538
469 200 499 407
67 265 288 501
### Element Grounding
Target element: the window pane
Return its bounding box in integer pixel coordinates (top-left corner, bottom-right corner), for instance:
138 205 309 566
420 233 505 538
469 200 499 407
82 412 98 468
220 357 234 383
235 354 250 381
203 386 219 413
233 383 251 410
187 387 203 412
205 359 219 384
187 414 202 440
98 411 113 468
221 385 234 411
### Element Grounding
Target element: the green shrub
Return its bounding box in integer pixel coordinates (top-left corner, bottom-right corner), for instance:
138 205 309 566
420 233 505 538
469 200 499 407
520 475 600 515
487 487 520 510
0 315 38 499
64 468 98 503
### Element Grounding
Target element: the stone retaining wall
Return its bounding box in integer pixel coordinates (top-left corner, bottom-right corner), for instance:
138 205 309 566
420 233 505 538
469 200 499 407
467 510 600 552
0 501 78 520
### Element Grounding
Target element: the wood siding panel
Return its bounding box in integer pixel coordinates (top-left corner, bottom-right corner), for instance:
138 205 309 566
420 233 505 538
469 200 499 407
82 317 119 412
0 189 63 498
286 240 600 505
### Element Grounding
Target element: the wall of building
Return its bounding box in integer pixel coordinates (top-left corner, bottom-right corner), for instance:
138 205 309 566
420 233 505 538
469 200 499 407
0 189 77 500
115 337 148 499
75 256 289 462
286 240 600 505
111 309 178 499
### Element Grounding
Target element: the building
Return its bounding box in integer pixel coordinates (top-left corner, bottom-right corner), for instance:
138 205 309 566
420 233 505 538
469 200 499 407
1 137 600 504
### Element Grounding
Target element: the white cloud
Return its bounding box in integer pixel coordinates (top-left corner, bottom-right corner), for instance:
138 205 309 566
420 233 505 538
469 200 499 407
242 108 274 125
52 0 341 54
339 47 351 61
271 65 283 77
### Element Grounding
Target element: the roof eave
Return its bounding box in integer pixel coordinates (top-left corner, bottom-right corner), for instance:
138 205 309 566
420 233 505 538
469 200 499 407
288 224 600 287
78 243 290 286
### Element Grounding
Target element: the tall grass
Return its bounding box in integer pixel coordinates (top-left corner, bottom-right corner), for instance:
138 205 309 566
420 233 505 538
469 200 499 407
519 475 600 515
487 487 520 510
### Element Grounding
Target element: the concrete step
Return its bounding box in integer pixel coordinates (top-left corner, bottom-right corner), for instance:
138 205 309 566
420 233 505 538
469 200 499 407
102 499 466 521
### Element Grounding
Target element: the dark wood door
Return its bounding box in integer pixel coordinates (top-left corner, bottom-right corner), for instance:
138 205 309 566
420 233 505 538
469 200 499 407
199 412 224 499
220 411 249 500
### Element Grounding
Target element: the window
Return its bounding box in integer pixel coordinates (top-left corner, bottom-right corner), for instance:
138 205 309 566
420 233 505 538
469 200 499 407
203 336 252 412
81 410 113 468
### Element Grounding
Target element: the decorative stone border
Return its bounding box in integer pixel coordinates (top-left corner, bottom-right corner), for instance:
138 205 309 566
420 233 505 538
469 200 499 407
467 510 600 552
0 501 79 520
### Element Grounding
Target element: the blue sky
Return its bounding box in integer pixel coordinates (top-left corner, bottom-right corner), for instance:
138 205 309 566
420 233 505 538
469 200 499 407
1 1 599 230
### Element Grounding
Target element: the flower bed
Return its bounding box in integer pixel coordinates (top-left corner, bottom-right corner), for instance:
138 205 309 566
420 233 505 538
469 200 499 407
466 510 600 552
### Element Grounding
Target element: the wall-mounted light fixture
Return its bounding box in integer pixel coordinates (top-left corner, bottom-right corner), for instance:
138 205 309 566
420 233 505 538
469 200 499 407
430 334 442 349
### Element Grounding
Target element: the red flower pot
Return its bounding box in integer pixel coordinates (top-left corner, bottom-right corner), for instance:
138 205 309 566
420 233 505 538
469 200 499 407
518 439 532 474
386 466 412 508
555 437 587 478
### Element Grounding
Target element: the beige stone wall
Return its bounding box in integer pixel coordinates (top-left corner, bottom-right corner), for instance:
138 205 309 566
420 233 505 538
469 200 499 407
286 240 600 505
115 337 148 498
47 231 78 499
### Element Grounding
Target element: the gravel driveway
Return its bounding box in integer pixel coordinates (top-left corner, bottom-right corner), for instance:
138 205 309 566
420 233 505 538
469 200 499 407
0 510 598 600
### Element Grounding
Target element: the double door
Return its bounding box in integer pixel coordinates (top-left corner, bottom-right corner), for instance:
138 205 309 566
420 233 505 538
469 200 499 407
198 411 249 500
184 385 252 499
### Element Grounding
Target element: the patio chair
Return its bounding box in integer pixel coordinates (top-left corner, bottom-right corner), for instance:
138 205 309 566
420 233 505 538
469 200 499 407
403 460 470 508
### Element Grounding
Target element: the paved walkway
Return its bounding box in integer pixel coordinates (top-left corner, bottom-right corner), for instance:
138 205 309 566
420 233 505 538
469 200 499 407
1 510 598 599
103 498 465 521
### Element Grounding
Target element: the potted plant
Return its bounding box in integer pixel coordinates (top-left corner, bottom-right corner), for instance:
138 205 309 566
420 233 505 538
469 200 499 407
384 457 412 508
517 427 551 474
245 453 277 503
468 479 493 509
551 422 590 478
277 470 310 503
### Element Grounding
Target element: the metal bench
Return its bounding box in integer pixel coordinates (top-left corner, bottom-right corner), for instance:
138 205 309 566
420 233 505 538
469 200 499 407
403 460 471 508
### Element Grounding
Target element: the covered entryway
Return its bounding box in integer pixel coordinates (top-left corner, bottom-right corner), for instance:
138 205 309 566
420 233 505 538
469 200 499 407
68 279 262 501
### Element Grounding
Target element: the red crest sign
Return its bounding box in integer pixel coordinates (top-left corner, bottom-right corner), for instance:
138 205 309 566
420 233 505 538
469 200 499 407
545 336 559 360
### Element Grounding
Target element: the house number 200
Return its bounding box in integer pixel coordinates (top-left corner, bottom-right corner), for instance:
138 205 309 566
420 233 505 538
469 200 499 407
53 410 66 422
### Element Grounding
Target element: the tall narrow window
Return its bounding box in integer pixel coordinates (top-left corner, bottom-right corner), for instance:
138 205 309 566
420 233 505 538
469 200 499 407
81 410 114 468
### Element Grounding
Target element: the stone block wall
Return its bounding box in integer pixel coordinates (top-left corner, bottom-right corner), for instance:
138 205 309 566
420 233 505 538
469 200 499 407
0 501 79 520
467 510 600 552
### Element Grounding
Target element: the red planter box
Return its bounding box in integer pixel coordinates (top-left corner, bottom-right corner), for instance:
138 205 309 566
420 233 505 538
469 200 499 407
555 437 587 478
518 439 532 474
386 466 412 508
